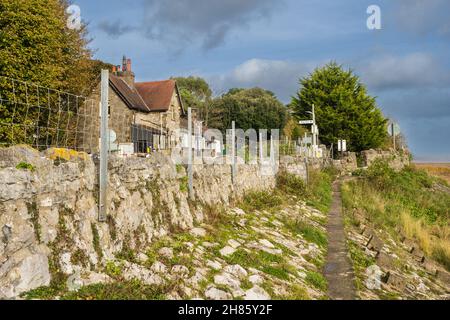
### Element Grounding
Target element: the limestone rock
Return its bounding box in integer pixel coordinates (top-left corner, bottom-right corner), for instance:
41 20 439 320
122 262 164 286
205 287 232 300
150 261 168 274
190 227 207 238
136 252 149 264
224 265 248 280
249 274 264 285
244 286 271 300
219 246 236 257
158 247 174 260
227 239 241 249
60 252 74 275
0 251 51 299
206 260 222 271
214 273 241 291
171 265 190 278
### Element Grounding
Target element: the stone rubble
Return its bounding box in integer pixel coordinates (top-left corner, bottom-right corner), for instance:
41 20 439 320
345 209 449 300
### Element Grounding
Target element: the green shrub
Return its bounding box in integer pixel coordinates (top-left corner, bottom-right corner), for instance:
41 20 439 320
240 191 283 212
276 171 307 197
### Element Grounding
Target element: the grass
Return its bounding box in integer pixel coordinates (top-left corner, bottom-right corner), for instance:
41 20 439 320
342 160 450 271
239 190 284 213
61 280 167 300
305 271 327 291
239 168 335 215
283 218 327 248
305 169 334 213
179 176 188 193
223 249 297 281
414 163 450 184
282 284 311 300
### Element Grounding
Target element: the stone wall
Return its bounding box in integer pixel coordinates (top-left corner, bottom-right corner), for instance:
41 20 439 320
360 149 410 171
0 146 292 298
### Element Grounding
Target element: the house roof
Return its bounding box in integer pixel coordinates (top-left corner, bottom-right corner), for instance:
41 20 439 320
109 75 150 113
109 75 185 114
135 80 178 112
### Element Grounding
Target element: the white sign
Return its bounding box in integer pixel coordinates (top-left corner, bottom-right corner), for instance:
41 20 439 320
388 122 401 137
301 137 312 145
338 140 347 152
299 120 314 125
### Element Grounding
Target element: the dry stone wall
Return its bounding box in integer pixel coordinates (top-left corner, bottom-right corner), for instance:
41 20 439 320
360 149 410 171
0 146 310 298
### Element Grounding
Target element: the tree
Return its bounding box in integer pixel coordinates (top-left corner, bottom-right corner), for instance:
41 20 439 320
208 87 288 133
172 76 212 123
0 0 99 93
0 0 111 146
290 62 387 152
283 117 306 141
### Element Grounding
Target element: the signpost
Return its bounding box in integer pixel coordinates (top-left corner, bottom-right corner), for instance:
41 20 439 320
299 104 319 158
387 121 401 151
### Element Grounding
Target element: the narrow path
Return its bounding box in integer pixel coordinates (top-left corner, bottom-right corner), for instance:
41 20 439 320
323 179 356 300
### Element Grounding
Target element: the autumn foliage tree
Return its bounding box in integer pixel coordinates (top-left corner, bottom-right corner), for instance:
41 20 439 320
0 0 111 146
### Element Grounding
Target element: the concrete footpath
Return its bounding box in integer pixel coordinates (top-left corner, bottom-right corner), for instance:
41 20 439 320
324 179 356 300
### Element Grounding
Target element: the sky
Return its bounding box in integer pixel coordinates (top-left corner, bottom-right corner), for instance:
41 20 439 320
76 0 450 162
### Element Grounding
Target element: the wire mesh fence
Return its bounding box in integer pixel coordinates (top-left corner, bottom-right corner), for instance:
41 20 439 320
0 75 171 155
0 74 331 161
0 76 97 153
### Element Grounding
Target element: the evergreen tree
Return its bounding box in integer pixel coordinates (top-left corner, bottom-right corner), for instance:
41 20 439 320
291 62 387 151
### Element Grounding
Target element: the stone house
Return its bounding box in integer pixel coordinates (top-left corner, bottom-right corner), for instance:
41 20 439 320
80 56 187 154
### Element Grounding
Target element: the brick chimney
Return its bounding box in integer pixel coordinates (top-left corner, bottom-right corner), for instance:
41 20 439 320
115 55 135 87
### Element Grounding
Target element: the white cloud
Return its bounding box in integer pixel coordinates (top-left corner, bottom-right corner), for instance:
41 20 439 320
358 53 450 91
209 58 317 102
392 0 450 37
142 0 283 51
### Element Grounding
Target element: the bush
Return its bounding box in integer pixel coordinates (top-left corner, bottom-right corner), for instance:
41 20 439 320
240 191 283 212
276 171 307 197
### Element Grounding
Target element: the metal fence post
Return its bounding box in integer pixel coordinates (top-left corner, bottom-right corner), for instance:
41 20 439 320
231 121 236 185
99 69 109 222
188 107 193 199
259 131 263 163
304 157 309 188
